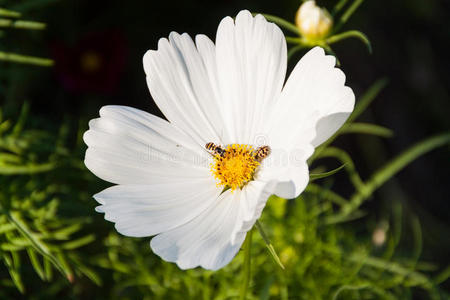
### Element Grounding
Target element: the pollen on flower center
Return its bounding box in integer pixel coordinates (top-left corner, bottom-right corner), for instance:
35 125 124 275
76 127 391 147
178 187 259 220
210 144 260 191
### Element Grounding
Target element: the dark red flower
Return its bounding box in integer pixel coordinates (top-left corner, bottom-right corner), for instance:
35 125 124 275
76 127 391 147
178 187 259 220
51 30 127 94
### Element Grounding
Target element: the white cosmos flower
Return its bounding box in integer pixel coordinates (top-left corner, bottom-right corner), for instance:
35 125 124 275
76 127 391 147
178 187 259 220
83 10 354 270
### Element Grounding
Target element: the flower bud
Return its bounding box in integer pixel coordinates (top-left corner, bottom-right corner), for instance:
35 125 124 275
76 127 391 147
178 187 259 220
295 0 333 40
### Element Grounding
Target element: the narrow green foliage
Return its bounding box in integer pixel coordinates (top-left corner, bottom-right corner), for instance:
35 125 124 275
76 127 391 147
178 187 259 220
256 221 285 270
310 164 346 181
434 265 450 285
316 147 365 190
0 18 46 30
0 51 54 66
0 104 102 291
27 248 46 280
239 230 253 300
259 13 300 35
334 0 365 32
327 30 372 53
0 8 20 18
341 123 394 138
0 7 52 67
2 252 25 293
332 0 350 15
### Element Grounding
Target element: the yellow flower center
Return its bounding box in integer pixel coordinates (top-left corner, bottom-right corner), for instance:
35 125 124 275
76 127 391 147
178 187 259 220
210 144 260 191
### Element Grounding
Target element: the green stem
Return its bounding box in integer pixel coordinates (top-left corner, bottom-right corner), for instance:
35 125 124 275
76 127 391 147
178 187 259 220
3 209 71 281
285 36 303 44
287 44 307 61
239 230 253 300
0 8 21 18
255 220 285 269
0 18 46 30
330 133 450 222
334 0 365 32
332 0 350 15
340 123 394 138
326 30 372 53
315 147 365 191
258 13 300 35
0 51 53 66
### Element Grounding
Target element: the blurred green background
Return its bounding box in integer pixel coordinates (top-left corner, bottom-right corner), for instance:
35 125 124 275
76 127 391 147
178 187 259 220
0 0 449 299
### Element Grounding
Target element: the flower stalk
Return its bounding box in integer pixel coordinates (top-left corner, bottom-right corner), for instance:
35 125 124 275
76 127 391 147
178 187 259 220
239 229 253 300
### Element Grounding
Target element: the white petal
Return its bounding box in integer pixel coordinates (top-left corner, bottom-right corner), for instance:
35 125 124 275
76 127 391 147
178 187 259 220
143 32 229 145
268 47 355 149
94 178 220 237
84 105 211 185
215 10 287 144
150 190 245 270
257 159 310 199
230 180 277 244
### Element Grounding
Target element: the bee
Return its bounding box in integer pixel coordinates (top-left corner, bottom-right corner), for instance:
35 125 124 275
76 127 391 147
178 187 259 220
254 145 271 162
205 142 226 156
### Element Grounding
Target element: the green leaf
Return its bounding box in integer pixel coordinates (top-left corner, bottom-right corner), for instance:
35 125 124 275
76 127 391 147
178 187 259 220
255 221 285 270
0 51 54 66
2 252 25 293
0 153 21 164
0 223 15 234
0 8 21 18
55 252 74 282
43 257 53 281
433 265 450 285
341 123 394 138
77 263 102 286
60 234 95 250
0 120 11 134
314 147 365 191
26 248 46 281
310 164 346 181
5 211 71 280
332 0 350 15
0 162 56 175
49 223 84 240
0 18 46 30
12 102 29 136
285 36 303 45
326 30 372 53
1 243 24 251
258 13 300 35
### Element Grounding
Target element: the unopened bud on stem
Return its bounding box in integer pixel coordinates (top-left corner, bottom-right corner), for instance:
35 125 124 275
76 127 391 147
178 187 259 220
296 0 333 40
